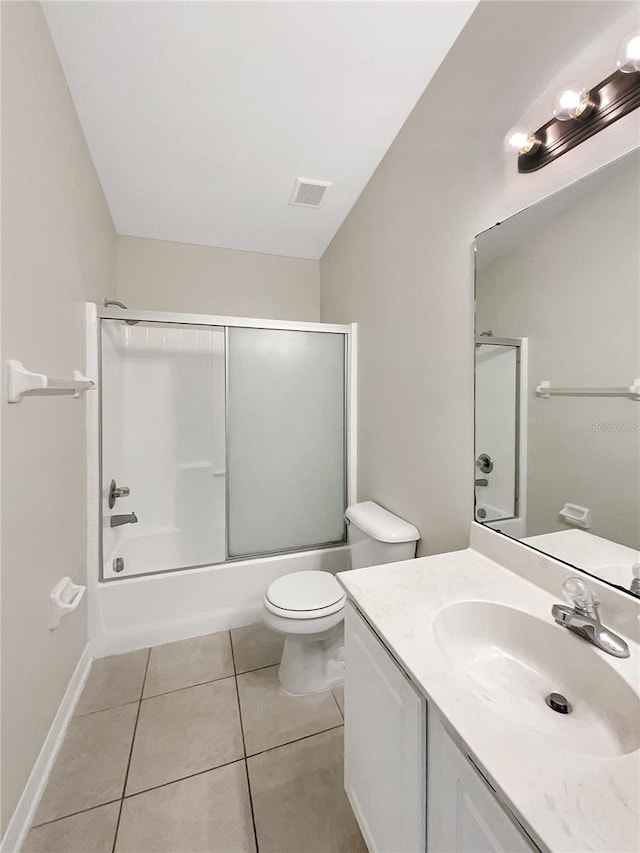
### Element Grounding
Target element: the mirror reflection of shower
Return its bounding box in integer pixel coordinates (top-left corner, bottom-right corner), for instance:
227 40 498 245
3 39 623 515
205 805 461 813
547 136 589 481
474 337 527 538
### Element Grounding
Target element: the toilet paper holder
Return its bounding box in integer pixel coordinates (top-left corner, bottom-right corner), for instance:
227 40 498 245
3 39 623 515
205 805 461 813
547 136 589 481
49 577 86 630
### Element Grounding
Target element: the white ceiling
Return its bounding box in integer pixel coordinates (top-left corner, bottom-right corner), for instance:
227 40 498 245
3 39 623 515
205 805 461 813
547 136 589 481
43 1 476 260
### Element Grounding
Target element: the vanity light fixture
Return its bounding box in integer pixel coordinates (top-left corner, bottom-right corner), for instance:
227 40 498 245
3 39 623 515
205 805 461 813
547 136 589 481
511 34 640 173
617 31 640 73
504 130 541 155
551 82 595 121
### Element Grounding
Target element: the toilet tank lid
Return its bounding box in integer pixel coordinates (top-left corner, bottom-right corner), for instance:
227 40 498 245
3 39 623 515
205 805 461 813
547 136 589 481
345 501 420 544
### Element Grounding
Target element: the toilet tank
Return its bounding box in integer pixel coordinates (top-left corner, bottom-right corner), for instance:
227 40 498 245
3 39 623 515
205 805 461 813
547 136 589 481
345 501 420 570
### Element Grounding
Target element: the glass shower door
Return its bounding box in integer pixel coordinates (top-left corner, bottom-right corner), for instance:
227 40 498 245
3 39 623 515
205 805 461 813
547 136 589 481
227 327 346 557
101 320 226 578
474 342 518 522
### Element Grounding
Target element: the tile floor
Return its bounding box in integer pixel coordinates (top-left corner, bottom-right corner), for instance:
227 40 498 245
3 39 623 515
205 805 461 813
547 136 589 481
24 624 364 853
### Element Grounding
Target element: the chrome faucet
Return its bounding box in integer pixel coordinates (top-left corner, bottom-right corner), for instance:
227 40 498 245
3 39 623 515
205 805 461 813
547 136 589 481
552 577 629 658
110 512 138 528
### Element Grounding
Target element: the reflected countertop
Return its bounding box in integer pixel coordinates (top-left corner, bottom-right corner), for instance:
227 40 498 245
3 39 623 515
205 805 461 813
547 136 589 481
523 529 639 589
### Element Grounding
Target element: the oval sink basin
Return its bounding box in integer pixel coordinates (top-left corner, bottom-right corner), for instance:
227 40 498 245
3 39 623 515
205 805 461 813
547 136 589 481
432 601 639 756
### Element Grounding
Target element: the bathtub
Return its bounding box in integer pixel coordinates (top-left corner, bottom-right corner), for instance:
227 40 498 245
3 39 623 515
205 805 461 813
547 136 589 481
87 303 357 658
90 543 351 657
476 502 525 538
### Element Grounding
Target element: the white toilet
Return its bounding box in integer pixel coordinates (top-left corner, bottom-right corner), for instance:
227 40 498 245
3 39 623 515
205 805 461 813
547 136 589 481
263 501 420 694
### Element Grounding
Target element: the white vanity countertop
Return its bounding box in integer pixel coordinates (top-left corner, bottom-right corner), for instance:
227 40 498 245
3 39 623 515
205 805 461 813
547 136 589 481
337 548 640 853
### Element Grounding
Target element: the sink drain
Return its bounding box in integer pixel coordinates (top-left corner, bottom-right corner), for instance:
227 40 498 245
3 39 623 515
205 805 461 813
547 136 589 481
545 692 572 714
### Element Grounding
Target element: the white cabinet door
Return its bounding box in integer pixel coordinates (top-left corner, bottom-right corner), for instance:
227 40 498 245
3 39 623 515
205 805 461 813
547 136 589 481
344 601 427 853
427 712 536 853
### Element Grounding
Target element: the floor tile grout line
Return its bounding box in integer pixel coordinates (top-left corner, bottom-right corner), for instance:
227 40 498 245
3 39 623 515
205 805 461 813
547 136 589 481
235 660 283 678
78 638 279 712
124 758 246 800
230 632 260 850
30 651 153 836
74 698 140 719
37 635 340 841
139 661 281 703
229 629 238 677
228 635 246 758
30 798 123 829
243 758 260 853
73 725 346 810
331 690 344 720
138 647 151 701
30 635 298 839
140 671 236 702
246 723 345 761
73 648 151 719
110 648 151 853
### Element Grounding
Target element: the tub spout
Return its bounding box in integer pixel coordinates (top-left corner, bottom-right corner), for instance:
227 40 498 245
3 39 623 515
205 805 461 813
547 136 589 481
110 512 138 528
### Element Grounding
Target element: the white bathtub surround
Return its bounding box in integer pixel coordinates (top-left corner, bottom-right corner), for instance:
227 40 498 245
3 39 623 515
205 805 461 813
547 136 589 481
338 523 640 853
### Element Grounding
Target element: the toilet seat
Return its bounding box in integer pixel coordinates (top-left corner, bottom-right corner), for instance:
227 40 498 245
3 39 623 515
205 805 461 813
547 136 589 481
264 570 345 619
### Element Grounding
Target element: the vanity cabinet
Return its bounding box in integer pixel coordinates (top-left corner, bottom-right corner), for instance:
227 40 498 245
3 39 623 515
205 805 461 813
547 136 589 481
344 601 536 853
344 601 427 852
427 713 535 852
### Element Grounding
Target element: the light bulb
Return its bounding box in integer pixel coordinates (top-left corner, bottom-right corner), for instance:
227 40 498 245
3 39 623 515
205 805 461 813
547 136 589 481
504 129 540 155
617 31 640 73
552 82 592 121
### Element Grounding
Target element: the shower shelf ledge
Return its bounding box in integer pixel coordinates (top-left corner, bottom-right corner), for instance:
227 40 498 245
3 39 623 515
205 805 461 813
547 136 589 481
536 379 640 400
7 359 95 403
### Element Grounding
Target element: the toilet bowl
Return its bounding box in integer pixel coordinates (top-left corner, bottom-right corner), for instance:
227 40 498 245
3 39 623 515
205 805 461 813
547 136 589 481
263 570 346 694
263 501 420 694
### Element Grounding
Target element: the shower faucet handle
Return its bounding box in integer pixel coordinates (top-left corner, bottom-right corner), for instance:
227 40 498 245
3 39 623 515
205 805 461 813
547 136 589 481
108 479 131 509
476 453 494 474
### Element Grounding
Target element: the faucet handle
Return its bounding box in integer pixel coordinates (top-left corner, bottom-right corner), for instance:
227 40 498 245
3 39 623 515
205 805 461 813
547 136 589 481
562 577 598 615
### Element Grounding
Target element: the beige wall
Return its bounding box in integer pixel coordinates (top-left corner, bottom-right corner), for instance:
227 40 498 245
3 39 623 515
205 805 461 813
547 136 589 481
1 1 116 832
320 1 640 557
116 235 320 321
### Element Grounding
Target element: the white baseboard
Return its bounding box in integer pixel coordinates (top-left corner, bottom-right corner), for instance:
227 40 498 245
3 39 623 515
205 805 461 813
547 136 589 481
1 645 93 853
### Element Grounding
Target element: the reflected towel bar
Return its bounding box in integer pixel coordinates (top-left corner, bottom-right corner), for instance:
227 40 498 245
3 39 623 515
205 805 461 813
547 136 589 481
536 379 640 400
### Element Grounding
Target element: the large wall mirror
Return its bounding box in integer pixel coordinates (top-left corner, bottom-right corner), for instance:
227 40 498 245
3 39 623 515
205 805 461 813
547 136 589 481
474 148 640 597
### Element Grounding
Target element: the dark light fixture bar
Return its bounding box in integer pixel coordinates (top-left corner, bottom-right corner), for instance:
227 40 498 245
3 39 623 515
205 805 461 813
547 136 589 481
518 69 640 173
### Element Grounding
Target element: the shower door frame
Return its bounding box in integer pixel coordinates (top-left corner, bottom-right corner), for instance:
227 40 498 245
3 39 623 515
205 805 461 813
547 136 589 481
96 306 357 581
473 335 528 529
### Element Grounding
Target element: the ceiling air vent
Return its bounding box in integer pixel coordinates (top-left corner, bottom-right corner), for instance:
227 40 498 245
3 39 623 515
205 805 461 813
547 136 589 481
289 178 332 208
